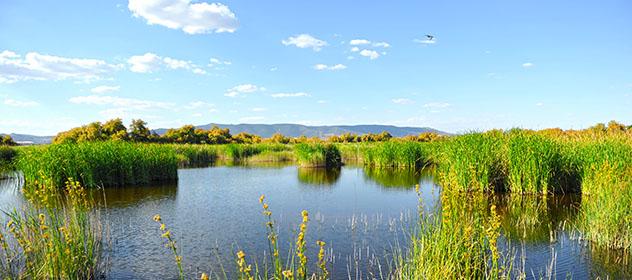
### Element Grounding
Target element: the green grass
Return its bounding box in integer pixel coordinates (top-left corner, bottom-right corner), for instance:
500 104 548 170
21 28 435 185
435 131 506 193
171 144 219 167
293 143 342 168
362 141 433 168
16 141 178 188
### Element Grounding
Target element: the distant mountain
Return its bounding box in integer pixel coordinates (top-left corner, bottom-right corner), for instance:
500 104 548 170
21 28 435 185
0 133 53 145
154 123 448 138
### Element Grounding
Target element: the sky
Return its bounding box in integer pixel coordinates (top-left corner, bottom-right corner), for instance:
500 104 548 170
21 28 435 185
1 0 631 135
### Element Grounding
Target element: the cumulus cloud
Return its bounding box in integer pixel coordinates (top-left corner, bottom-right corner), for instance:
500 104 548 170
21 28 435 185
282 34 327 51
225 84 260 97
208 57 231 68
349 39 370 45
313 63 346 71
522 62 534 68
359 49 380 60
3 98 39 107
392 98 414 105
127 53 206 74
91 85 120 94
128 0 238 34
0 50 119 83
271 92 310 98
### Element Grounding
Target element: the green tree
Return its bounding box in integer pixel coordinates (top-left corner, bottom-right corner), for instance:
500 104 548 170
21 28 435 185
129 119 151 142
102 118 127 139
1 135 17 146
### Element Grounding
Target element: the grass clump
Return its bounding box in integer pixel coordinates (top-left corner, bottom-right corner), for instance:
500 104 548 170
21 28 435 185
171 144 219 167
436 132 506 193
294 143 342 168
395 192 511 279
0 178 102 279
362 141 432 168
17 141 178 188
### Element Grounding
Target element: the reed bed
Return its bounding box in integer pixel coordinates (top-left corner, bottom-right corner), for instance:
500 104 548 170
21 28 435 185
294 143 342 168
435 131 506 193
395 191 512 279
362 141 433 169
0 178 102 279
16 141 178 188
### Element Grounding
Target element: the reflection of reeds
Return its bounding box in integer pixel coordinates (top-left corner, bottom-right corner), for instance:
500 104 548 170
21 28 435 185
297 167 341 186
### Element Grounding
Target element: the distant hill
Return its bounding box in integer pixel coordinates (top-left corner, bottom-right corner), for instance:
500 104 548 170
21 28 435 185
154 123 448 138
0 133 53 145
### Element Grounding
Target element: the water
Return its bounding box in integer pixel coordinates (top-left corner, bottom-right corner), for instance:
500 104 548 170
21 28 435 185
0 166 630 279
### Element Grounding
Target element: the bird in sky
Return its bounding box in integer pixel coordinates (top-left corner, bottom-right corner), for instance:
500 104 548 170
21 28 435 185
425 34 434 41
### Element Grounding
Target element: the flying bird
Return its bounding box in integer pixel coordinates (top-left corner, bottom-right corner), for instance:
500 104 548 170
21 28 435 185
425 35 434 41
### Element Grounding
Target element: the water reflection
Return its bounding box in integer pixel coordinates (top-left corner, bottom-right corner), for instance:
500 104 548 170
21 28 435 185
90 182 178 208
297 167 341 186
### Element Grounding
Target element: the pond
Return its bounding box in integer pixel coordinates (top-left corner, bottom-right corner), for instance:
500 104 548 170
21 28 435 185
0 165 630 279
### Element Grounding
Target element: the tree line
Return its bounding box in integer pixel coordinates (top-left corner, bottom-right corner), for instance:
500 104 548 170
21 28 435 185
52 118 442 145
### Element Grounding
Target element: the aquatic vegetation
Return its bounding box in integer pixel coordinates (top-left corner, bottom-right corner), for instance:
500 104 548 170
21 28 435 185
0 178 102 279
171 144 220 167
362 141 433 168
395 192 512 279
436 131 506 193
294 143 342 168
0 146 17 172
16 141 178 188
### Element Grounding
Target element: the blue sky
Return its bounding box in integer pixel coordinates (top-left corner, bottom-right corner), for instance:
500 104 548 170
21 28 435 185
1 0 631 135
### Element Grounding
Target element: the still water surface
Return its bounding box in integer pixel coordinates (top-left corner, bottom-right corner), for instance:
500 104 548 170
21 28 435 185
0 165 630 279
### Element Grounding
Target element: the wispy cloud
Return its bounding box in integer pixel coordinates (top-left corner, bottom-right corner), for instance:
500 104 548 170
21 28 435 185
392 98 414 105
282 34 327 51
69 95 174 110
313 63 347 71
91 85 120 94
128 0 238 34
127 53 206 74
414 38 436 45
225 84 260 97
239 116 265 122
0 50 119 83
3 98 39 107
423 102 451 109
271 92 310 98
522 62 534 68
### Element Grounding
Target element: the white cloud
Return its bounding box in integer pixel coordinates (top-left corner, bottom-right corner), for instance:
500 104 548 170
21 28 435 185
69 95 174 110
208 57 231 67
317 100 327 104
392 98 414 105
3 98 39 107
349 39 370 45
350 47 360 52
359 49 380 60
271 92 310 98
251 107 267 112
225 84 260 97
185 101 216 112
536 102 544 106
91 85 120 94
127 53 205 74
0 50 119 83
423 102 451 109
372 42 390 48
522 62 534 68
282 34 327 51
128 0 238 34
414 38 436 45
313 63 346 71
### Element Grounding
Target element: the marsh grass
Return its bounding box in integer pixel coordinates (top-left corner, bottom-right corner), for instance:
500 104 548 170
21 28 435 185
294 144 342 168
0 146 17 173
436 132 506 193
17 141 178 188
362 141 433 169
394 191 512 279
0 178 102 279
